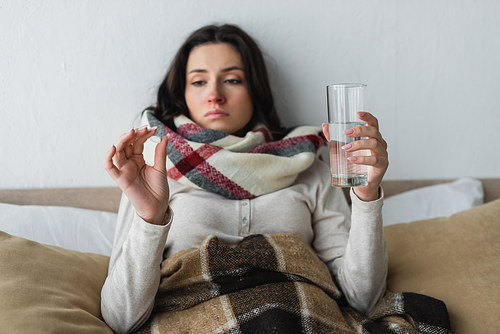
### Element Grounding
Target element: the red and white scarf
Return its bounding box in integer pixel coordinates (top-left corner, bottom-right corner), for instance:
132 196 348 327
142 111 325 199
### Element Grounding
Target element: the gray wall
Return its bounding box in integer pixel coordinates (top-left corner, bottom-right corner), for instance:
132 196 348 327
1 0 499 188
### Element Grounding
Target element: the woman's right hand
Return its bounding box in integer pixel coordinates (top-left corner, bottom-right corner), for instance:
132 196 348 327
104 126 170 225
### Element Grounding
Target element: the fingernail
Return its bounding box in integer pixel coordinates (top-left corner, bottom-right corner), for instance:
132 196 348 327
150 126 157 131
342 144 352 150
138 125 148 131
344 128 354 135
358 112 366 117
347 156 358 162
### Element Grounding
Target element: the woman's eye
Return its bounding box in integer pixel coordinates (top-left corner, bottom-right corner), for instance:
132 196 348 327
225 79 241 84
191 81 205 86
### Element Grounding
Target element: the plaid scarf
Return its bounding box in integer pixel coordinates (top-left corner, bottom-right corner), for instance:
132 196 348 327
142 112 326 199
136 234 452 334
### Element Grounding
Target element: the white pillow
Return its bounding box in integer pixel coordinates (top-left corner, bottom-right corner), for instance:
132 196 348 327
382 177 484 226
0 203 116 256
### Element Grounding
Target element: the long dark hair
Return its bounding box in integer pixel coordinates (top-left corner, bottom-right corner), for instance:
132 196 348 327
145 24 286 138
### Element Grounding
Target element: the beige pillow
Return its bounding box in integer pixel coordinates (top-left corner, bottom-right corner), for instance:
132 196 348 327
0 231 113 333
384 199 500 334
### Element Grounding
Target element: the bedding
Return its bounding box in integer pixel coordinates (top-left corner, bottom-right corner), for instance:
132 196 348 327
382 177 484 226
0 182 498 333
384 198 500 333
0 231 112 333
0 178 485 256
134 233 451 333
0 203 116 256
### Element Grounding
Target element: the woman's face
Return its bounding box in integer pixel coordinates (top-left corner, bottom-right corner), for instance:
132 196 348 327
185 43 253 135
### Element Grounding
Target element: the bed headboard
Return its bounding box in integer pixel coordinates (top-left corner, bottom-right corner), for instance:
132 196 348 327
1 178 499 213
0 187 123 213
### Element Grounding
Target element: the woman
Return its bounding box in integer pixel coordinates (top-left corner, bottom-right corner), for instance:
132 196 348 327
102 24 388 333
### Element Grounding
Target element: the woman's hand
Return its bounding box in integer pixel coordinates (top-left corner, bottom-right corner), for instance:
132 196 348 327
104 126 170 225
322 112 389 202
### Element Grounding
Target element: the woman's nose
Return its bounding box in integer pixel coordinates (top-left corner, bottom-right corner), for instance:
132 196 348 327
206 84 225 104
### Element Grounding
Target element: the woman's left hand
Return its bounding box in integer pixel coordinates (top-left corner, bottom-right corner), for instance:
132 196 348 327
322 112 389 202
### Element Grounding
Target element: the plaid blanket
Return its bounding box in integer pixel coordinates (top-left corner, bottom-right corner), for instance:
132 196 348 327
143 112 326 199
136 234 451 334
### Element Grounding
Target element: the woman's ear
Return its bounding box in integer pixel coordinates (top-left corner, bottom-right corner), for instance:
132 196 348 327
322 123 330 141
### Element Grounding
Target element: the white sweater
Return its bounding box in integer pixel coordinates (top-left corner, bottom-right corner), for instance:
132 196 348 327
101 159 387 333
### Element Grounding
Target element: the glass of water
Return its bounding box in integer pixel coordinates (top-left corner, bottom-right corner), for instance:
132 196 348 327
326 83 368 187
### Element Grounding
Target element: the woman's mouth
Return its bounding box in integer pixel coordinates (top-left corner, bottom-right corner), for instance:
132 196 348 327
205 109 229 119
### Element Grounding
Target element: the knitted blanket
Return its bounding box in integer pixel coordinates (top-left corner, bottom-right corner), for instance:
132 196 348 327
143 112 326 199
136 234 452 334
